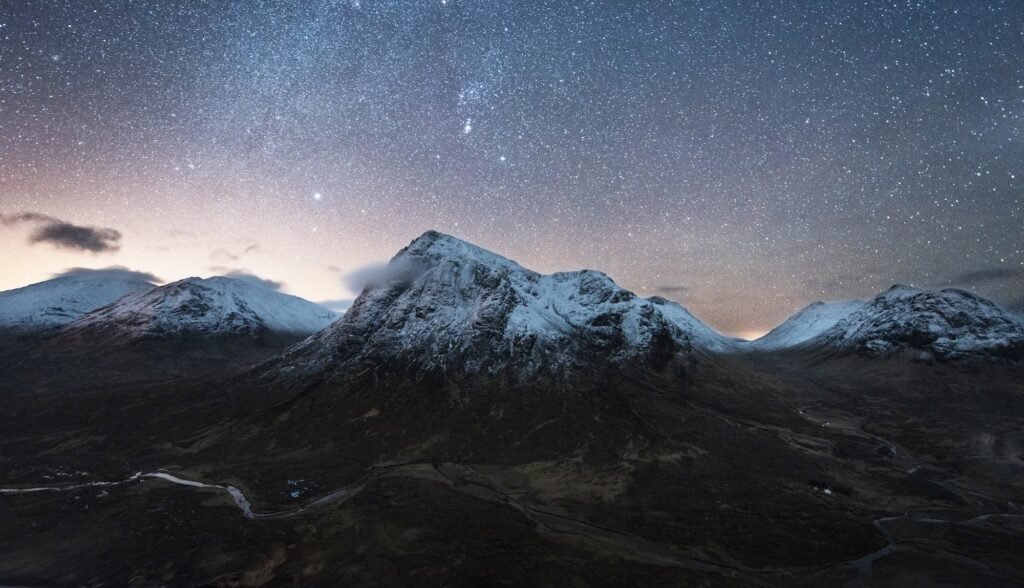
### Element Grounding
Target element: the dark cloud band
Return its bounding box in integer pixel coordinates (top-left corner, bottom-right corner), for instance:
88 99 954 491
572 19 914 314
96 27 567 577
53 266 161 283
2 212 122 253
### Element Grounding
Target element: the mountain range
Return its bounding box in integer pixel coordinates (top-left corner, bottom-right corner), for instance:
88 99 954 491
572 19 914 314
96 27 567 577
1 231 1022 586
2 231 1020 364
0 274 339 387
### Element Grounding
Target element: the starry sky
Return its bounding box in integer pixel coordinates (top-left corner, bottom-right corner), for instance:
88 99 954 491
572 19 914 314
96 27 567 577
1 1 1022 338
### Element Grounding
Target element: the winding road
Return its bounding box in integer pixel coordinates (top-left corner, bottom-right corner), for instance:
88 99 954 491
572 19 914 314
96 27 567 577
2 464 1023 587
0 470 364 520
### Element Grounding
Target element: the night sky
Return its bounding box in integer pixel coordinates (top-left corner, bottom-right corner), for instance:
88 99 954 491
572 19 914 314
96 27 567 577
1 1 1021 338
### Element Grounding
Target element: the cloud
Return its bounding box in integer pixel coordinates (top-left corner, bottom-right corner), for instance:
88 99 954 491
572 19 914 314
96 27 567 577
342 263 389 292
656 285 690 296
210 243 261 262
947 267 1024 287
213 269 284 291
210 249 240 262
317 298 355 314
341 259 428 294
1 212 121 253
52 266 161 283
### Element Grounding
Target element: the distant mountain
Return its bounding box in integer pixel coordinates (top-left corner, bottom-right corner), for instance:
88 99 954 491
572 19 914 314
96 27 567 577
807 285 1024 361
0 275 154 331
751 300 863 351
269 231 733 381
57 276 337 344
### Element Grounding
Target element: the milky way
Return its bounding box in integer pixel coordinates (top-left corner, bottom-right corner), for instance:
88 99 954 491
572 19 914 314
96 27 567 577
1 1 1021 337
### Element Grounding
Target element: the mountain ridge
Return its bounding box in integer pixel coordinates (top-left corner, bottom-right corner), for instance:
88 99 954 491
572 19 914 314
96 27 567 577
804 284 1024 360
0 274 155 331
258 230 737 383
751 299 864 351
56 276 337 343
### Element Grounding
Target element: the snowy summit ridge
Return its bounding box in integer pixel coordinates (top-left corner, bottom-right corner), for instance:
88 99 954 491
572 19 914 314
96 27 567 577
807 284 1024 360
751 300 864 351
0 274 155 331
58 276 337 342
278 231 734 378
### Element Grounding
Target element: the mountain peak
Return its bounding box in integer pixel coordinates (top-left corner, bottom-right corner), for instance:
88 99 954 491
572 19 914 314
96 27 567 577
274 232 734 380
884 284 921 295
57 275 336 342
0 275 155 331
397 230 525 272
811 286 1023 360
404 230 475 254
751 299 864 350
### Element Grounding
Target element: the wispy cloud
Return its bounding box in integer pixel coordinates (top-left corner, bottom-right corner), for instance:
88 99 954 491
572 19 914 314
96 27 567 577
208 268 284 291
317 298 354 314
656 285 690 296
210 243 261 262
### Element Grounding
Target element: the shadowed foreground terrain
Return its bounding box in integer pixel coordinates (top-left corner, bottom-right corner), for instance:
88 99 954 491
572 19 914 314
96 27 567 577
1 339 1022 587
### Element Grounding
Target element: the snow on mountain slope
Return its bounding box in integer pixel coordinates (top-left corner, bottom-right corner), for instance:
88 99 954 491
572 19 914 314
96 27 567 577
59 276 337 341
0 275 154 331
750 300 864 351
808 285 1024 360
274 231 733 379
647 296 739 352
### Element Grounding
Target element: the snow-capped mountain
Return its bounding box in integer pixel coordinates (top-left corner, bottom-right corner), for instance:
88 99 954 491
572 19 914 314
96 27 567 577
0 275 155 331
806 285 1024 360
750 300 864 351
57 276 337 343
271 231 733 380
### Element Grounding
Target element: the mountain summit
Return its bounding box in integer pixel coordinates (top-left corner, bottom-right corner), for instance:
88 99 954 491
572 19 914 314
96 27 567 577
57 276 337 344
0 273 155 331
273 231 733 380
807 285 1024 360
751 300 864 351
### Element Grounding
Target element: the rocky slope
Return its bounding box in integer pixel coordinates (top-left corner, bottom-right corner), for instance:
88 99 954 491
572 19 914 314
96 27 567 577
807 285 1024 360
269 231 734 381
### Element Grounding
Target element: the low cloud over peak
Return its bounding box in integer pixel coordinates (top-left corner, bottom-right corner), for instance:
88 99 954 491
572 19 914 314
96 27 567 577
656 285 691 296
52 266 161 283
1 212 122 253
209 268 284 291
